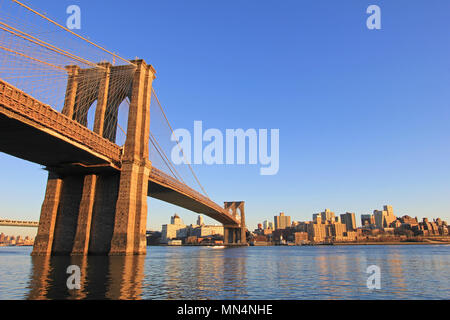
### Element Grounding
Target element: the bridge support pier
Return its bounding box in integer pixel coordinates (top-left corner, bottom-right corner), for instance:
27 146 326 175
71 175 98 255
109 60 154 256
32 173 63 256
223 202 247 246
32 60 156 256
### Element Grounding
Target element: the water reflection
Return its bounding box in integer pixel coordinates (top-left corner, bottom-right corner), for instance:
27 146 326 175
143 247 248 300
27 254 145 300
5 245 448 300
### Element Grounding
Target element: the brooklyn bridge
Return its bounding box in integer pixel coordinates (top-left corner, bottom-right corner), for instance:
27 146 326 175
0 0 247 255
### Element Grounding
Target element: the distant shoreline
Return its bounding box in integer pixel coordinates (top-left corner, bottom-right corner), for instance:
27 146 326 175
251 241 450 247
0 245 33 248
331 241 450 246
149 241 450 247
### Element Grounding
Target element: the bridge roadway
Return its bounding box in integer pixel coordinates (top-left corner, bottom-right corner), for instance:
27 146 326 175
0 78 240 227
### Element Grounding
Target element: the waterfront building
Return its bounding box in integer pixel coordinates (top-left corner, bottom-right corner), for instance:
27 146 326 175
192 225 224 237
374 205 396 229
361 214 375 226
320 209 335 223
197 215 204 226
313 214 321 224
146 231 162 245
263 220 274 230
274 212 291 230
307 222 327 242
171 214 183 225
328 222 347 241
340 212 357 231
161 214 187 244
294 232 308 245
168 240 182 246
294 221 310 233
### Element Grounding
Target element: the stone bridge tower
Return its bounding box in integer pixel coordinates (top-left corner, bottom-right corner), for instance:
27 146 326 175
32 59 156 256
223 201 247 245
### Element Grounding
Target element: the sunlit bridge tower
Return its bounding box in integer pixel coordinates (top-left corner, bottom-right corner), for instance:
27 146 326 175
223 202 247 245
32 60 155 256
0 2 248 257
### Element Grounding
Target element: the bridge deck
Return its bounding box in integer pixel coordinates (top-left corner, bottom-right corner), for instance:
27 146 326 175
0 78 240 227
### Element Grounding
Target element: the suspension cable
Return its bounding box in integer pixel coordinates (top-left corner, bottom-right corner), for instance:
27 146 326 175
150 131 185 184
0 44 66 71
151 88 209 198
0 21 103 69
10 0 134 66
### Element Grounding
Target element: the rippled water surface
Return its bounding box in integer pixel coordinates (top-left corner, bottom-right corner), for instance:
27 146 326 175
0 245 449 300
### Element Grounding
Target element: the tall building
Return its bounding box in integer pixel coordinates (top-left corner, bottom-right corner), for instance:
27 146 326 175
361 214 375 226
328 223 346 241
171 214 183 225
274 212 291 230
161 214 187 243
307 222 327 242
197 215 204 226
374 205 396 229
192 225 224 237
319 209 335 223
340 212 357 231
263 220 274 230
313 213 321 223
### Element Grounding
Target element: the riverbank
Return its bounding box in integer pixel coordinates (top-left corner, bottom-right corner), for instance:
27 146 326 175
250 240 450 246
332 241 450 246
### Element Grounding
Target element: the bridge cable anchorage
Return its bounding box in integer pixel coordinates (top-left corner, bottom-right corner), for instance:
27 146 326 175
10 0 135 67
151 88 210 199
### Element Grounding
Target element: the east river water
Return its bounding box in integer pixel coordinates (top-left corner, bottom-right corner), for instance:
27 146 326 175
0 245 448 300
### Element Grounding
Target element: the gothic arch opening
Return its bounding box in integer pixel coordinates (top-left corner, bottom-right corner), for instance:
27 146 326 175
115 100 129 146
86 100 97 132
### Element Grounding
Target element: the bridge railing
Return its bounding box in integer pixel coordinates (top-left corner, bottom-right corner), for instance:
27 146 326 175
0 79 122 165
150 167 237 221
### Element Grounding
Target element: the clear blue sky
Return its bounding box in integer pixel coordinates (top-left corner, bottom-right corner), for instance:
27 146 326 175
1 0 450 237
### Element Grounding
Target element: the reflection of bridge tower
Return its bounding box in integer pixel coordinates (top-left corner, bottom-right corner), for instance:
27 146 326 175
223 202 247 245
32 59 156 256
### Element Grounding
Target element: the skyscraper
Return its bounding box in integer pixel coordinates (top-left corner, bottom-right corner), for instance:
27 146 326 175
374 205 396 229
171 214 183 225
320 209 335 223
340 212 357 231
274 212 291 230
361 214 375 226
197 215 204 226
263 220 274 230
